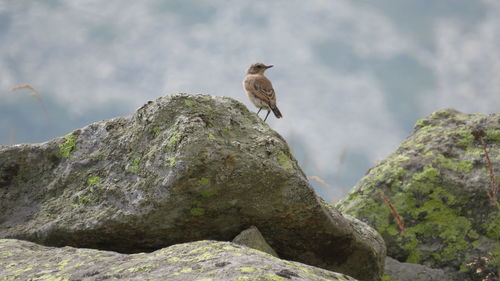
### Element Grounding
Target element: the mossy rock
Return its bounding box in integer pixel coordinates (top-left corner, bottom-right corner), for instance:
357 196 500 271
0 239 358 281
0 94 384 281
336 109 500 279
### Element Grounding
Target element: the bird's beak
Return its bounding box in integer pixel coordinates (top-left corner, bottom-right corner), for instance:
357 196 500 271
265 65 273 69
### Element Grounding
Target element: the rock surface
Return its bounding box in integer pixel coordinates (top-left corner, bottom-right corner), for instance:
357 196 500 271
324 204 386 280
0 94 384 281
232 226 278 257
384 257 462 281
336 109 500 279
0 239 358 281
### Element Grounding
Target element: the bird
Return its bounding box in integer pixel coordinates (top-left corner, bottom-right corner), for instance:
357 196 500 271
243 62 282 121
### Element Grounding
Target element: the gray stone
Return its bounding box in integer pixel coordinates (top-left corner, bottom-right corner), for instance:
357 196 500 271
336 109 500 279
0 239 358 281
0 94 384 281
232 225 278 257
384 257 462 281
324 203 386 280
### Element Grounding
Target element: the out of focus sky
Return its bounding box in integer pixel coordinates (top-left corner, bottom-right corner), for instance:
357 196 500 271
1 1 500 201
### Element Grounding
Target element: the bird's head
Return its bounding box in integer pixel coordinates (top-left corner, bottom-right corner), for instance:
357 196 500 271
247 62 273 75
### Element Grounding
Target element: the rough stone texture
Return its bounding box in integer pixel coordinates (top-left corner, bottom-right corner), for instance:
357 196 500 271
0 239 358 281
0 94 384 281
384 257 462 281
336 109 500 280
232 226 278 257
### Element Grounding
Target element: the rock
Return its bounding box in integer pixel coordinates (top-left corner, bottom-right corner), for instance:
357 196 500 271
323 203 386 280
383 256 462 281
0 94 384 281
336 109 500 279
232 225 278 257
0 239 358 281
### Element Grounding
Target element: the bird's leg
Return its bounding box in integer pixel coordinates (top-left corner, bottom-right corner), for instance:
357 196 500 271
264 110 271 121
257 108 262 115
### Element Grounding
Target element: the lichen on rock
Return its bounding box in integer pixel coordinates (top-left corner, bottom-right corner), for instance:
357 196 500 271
0 239 358 281
0 93 385 281
59 132 78 158
336 109 500 279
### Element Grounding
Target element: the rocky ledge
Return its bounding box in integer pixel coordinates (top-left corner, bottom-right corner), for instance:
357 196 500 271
0 239 357 281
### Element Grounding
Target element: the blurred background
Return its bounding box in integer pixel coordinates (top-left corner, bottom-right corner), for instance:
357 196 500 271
1 1 500 201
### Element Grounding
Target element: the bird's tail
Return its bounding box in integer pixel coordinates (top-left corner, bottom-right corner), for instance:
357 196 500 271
271 105 282 118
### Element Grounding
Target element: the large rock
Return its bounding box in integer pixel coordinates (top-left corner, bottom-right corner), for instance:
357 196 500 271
0 239 358 281
0 94 384 281
336 109 500 279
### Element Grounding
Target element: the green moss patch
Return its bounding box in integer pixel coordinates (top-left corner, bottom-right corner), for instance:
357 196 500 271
239 266 257 273
184 99 195 107
167 157 176 167
386 166 476 264
86 176 101 186
190 207 205 216
486 129 500 142
435 154 472 173
381 274 396 281
128 157 141 174
59 133 78 158
264 274 286 281
199 188 218 198
77 195 93 205
151 126 161 137
277 151 293 171
198 178 210 185
483 204 500 239
165 131 181 152
414 118 430 130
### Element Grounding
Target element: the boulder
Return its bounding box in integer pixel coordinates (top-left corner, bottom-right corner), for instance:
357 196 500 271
0 239 358 281
0 94 384 281
336 109 500 279
232 225 278 257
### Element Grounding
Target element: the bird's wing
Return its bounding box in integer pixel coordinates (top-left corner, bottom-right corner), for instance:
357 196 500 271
246 75 276 105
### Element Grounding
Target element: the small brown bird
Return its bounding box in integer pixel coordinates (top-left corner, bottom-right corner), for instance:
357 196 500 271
243 62 282 121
